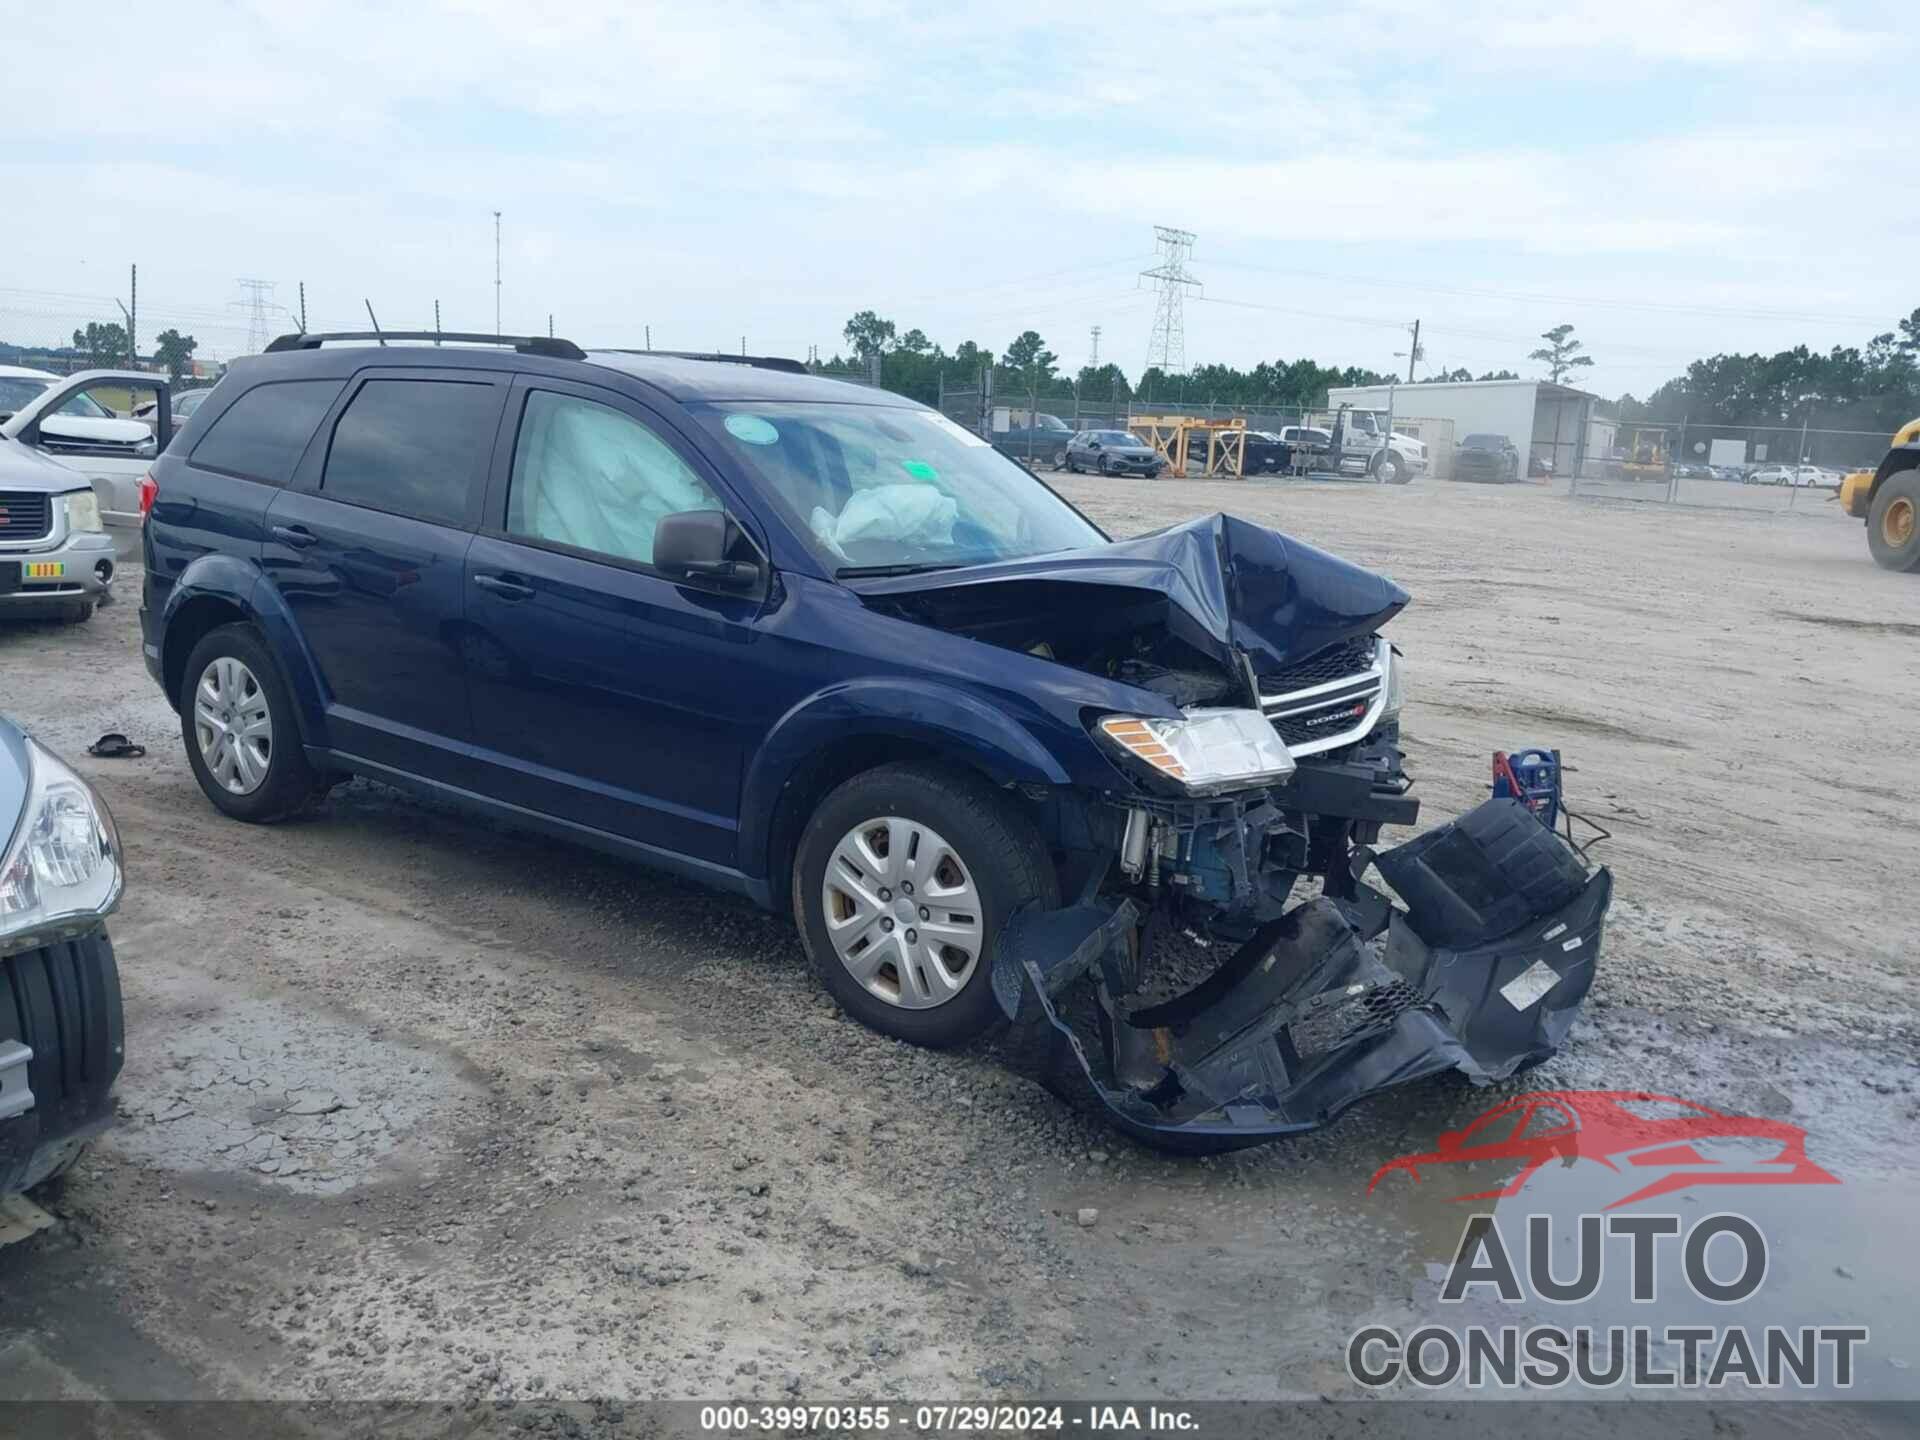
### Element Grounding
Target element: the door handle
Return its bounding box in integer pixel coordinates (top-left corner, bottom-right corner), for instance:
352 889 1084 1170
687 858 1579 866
270 524 318 549
473 572 534 601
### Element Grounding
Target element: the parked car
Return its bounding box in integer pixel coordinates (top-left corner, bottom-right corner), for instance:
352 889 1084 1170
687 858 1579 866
1240 430 1291 474
1673 462 1712 479
0 425 121 621
1452 433 1521 483
1748 464 1825 488
991 412 1074 468
140 331 1610 1149
134 386 217 438
0 368 173 525
0 715 126 1196
1062 428 1165 476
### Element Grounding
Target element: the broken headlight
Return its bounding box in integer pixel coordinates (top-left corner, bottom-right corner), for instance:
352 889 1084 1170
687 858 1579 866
0 738 124 957
1097 708 1296 796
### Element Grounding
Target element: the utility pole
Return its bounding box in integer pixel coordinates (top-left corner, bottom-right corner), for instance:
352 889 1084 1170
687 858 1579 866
1407 318 1420 383
645 324 652 352
741 335 747 356
549 313 555 339
1139 226 1199 378
1089 324 1101 368
492 210 502 337
129 264 137 366
298 281 308 334
434 299 441 345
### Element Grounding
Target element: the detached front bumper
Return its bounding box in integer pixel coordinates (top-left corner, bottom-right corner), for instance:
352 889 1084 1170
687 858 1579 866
0 930 124 1194
994 798 1610 1148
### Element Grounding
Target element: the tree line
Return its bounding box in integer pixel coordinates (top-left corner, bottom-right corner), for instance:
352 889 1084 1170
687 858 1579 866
822 310 1394 413
821 307 1920 443
1617 308 1920 439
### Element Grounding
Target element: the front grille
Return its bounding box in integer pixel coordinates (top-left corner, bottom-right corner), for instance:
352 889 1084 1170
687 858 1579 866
1268 699 1376 747
0 491 52 542
1289 978 1422 1057
1262 635 1377 693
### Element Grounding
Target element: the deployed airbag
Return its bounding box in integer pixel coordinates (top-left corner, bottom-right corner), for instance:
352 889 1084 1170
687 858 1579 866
810 483 958 560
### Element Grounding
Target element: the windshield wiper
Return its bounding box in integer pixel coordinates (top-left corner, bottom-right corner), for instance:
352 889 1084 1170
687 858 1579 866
834 562 966 579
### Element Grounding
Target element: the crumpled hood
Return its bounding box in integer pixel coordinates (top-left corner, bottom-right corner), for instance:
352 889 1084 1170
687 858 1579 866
849 512 1409 674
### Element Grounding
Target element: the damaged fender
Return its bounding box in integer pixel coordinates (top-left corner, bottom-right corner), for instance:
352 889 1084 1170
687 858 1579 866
992 798 1612 1150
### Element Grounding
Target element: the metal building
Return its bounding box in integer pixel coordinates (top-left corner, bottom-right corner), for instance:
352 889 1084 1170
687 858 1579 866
1327 378 1600 478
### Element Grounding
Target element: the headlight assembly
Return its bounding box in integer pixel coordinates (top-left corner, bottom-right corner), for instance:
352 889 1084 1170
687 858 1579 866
1382 645 1408 719
61 489 103 533
0 738 123 956
1097 708 1296 796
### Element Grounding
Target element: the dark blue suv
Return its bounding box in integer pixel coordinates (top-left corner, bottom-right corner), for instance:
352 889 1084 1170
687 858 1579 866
141 332 1611 1149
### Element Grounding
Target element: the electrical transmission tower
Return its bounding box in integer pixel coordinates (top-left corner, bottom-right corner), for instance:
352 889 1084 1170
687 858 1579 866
1089 324 1101 367
1139 227 1199 376
237 278 277 354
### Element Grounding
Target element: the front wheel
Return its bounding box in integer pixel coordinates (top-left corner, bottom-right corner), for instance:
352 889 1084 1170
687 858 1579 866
792 762 1056 1048
1867 471 1920 572
1373 453 1403 485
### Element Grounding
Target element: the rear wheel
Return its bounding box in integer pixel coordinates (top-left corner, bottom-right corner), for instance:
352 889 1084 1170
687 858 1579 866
179 623 322 822
1867 471 1920 572
793 762 1055 1048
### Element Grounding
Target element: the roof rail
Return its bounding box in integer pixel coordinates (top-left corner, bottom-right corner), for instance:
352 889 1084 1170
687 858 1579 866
264 331 587 361
596 349 809 376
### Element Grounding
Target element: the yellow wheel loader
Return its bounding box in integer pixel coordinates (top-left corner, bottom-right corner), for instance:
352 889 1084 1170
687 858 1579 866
1838 418 1920 571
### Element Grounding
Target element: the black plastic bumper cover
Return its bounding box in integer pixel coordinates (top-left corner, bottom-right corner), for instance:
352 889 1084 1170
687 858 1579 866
994 799 1611 1145
0 929 124 1194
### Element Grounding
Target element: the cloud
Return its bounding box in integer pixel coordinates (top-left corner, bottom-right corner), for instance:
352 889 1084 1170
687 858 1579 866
2 0 1907 383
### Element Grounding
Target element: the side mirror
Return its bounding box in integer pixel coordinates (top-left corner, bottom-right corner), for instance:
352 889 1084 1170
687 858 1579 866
654 509 759 588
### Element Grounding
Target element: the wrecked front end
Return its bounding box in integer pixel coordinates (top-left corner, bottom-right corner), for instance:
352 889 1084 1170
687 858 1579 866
861 512 1613 1148
993 792 1610 1150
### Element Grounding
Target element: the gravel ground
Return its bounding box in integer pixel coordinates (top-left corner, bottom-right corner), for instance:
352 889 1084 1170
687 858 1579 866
1 478 1915 1429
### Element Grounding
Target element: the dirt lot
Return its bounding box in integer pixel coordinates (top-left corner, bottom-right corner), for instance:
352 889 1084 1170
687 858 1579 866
2 479 1916 1427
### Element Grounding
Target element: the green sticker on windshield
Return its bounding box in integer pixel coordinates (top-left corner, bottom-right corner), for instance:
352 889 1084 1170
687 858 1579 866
725 414 779 445
900 459 938 481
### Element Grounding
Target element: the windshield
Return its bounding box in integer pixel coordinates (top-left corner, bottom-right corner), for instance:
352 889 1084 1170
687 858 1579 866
694 402 1106 574
56 390 114 419
0 377 50 415
1090 430 1135 445
1462 433 1507 448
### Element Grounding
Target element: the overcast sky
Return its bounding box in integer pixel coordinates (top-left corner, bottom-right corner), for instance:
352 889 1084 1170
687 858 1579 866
7 0 1910 395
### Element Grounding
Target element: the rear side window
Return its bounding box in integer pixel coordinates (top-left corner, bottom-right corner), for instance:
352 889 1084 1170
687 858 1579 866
322 379 498 527
189 379 342 484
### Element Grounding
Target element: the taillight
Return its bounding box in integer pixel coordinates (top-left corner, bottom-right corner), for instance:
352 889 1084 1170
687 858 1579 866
138 471 158 519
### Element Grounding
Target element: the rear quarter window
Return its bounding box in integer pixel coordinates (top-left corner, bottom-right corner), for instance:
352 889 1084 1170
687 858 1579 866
190 379 344 484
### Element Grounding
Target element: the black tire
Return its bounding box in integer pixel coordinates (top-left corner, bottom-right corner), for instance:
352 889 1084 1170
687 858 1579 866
1102 457 1120 477
1050 449 1066 470
65 601 94 623
1866 470 1920 572
1373 452 1402 485
792 762 1056 1049
179 622 322 822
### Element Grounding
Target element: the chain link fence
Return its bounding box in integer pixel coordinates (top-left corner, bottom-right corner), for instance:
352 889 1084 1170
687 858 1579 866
1561 418 1885 515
